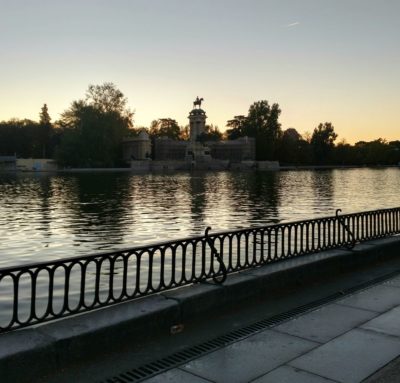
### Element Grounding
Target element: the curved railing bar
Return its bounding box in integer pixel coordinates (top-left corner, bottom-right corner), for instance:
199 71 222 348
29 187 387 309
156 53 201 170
336 209 357 249
205 227 227 284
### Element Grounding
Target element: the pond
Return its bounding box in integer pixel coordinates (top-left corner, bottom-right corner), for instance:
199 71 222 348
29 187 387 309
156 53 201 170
0 168 399 268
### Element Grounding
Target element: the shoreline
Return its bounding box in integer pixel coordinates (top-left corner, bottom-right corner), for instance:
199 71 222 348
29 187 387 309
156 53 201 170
279 164 400 170
0 164 398 174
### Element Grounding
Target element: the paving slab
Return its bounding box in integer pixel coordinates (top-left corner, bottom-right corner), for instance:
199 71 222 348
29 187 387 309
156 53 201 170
251 365 339 383
289 328 400 383
273 303 377 343
336 285 400 313
383 275 400 288
141 368 213 383
361 306 400 338
363 355 400 383
181 329 318 383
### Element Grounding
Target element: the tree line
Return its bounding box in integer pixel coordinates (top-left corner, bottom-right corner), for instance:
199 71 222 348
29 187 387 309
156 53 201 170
224 100 400 165
0 83 399 167
0 83 133 167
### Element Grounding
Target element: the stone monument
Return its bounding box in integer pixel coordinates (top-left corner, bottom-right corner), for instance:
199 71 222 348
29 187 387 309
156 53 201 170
185 97 212 166
122 130 151 161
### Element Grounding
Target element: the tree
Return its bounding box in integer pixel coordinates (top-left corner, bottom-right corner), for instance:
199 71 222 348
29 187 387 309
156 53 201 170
278 128 302 164
311 122 338 164
282 128 301 142
388 141 400 164
333 139 353 165
226 115 247 140
245 101 282 160
198 124 223 142
38 104 53 158
0 118 51 158
86 83 132 119
297 136 313 164
39 104 51 125
226 101 282 160
149 118 181 140
57 83 134 167
352 138 395 165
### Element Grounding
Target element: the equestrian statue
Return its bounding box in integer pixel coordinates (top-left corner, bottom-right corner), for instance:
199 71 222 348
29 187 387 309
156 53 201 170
193 97 204 109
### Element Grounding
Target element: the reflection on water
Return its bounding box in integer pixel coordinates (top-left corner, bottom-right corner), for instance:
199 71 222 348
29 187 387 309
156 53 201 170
0 168 399 267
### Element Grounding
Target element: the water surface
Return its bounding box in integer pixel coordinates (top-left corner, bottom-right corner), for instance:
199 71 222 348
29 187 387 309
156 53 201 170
0 168 399 267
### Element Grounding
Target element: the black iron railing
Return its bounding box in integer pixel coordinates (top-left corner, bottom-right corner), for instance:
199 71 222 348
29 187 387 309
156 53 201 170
0 207 399 333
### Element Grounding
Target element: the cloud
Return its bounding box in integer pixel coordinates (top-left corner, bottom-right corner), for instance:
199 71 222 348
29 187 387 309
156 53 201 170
285 22 300 28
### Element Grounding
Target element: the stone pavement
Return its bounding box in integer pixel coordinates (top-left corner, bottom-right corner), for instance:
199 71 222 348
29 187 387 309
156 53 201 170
141 275 400 383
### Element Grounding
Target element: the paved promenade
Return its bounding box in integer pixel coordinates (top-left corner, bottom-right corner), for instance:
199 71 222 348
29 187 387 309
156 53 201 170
142 275 400 383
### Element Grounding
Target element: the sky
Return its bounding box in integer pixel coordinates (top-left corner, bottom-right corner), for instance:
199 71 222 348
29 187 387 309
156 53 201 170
0 0 399 143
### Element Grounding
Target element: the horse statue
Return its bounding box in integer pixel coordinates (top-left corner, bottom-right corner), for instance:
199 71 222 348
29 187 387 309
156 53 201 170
193 97 204 109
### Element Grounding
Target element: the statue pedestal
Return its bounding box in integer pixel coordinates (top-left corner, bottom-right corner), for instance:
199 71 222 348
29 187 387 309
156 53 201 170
186 100 211 168
185 142 212 166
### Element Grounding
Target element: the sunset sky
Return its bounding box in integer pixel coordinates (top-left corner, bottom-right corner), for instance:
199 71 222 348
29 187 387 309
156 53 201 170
1 0 399 143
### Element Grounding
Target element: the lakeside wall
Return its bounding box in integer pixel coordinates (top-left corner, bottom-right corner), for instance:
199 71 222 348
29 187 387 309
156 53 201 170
1 235 400 382
116 160 279 172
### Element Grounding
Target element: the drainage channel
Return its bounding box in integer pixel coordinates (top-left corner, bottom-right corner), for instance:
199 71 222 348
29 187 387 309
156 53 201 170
101 269 400 383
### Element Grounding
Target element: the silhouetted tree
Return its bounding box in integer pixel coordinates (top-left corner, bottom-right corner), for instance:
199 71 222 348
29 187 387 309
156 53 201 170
86 83 133 118
278 128 302 164
149 118 181 140
247 101 282 160
350 138 397 165
226 115 247 139
332 139 353 165
297 137 313 164
38 104 53 157
226 101 282 160
389 141 400 164
57 83 134 167
39 104 51 125
198 124 223 142
0 118 53 158
311 122 338 164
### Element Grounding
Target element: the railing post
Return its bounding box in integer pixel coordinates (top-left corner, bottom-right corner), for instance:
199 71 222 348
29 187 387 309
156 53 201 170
205 227 227 284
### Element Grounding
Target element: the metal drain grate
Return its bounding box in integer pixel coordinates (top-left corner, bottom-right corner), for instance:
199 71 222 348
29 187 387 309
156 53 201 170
102 269 400 383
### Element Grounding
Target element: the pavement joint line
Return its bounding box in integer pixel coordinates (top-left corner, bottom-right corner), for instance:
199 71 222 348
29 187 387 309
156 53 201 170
277 317 388 360
361 357 400 383
274 299 400 350
246 364 342 383
287 365 342 383
330 302 382 314
269 302 386 346
102 269 400 383
268 327 325 345
176 366 216 383
356 326 400 341
334 301 382 312
277 311 400 383
240 333 331 383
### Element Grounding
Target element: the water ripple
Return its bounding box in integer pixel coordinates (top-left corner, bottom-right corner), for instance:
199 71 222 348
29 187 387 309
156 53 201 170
0 168 399 267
